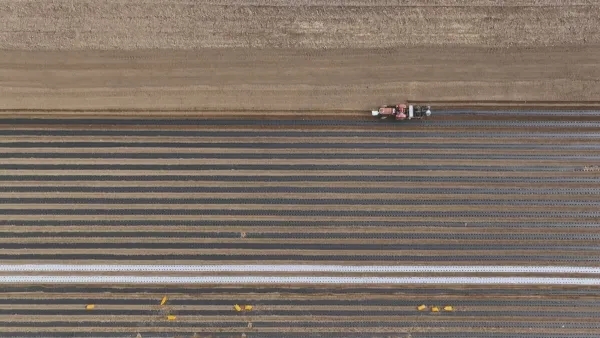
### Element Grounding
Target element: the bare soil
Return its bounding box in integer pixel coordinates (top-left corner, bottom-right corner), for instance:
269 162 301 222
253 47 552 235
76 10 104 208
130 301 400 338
1 0 600 335
2 0 600 49
2 47 600 110
1 0 599 110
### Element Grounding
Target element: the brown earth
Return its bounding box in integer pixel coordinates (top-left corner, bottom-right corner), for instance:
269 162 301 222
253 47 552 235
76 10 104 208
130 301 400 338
1 113 599 266
2 114 598 335
2 0 600 336
2 47 600 110
1 0 600 110
2 284 600 335
2 0 600 50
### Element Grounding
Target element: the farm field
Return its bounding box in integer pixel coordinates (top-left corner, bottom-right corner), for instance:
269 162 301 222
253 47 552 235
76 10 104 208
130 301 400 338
1 0 600 336
2 0 600 109
2 47 600 110
1 112 600 336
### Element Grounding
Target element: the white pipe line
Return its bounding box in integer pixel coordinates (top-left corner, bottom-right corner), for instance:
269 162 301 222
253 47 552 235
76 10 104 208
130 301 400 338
1 276 600 285
1 264 600 274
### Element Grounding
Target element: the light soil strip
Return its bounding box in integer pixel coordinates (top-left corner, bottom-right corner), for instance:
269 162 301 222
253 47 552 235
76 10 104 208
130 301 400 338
1 276 600 285
1 238 595 246
4 170 596 177
1 227 592 235
2 156 596 164
2 147 599 155
2 264 600 274
3 204 597 212
1 181 597 189
4 192 600 200
1 135 597 144
3 260 597 267
3 216 596 222
1 135 599 143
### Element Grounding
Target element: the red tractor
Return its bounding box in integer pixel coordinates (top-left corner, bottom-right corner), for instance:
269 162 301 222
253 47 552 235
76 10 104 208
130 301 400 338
371 104 431 121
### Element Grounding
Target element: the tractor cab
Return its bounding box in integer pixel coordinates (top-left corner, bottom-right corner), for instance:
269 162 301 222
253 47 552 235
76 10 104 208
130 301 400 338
409 104 432 119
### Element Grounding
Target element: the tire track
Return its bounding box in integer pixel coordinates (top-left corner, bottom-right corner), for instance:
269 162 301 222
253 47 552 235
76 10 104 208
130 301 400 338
0 164 584 171
2 242 598 251
2 175 599 182
3 232 600 241
3 152 600 160
2 197 599 206
1 186 598 194
2 220 598 228
3 209 598 217
3 254 599 263
2 118 600 128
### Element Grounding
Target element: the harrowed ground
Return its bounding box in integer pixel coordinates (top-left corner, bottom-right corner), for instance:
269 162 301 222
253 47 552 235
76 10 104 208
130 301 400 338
1 1 600 336
1 0 600 110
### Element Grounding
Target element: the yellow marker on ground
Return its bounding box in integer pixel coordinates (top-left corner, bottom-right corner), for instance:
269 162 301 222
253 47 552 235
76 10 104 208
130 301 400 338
160 296 168 306
244 305 253 311
167 315 176 320
234 304 242 312
417 304 427 311
431 306 440 312
85 304 95 310
443 305 454 312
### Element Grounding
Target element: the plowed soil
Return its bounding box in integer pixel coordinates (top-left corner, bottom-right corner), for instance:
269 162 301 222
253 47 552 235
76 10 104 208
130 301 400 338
1 1 600 110
2 0 600 336
3 0 600 49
